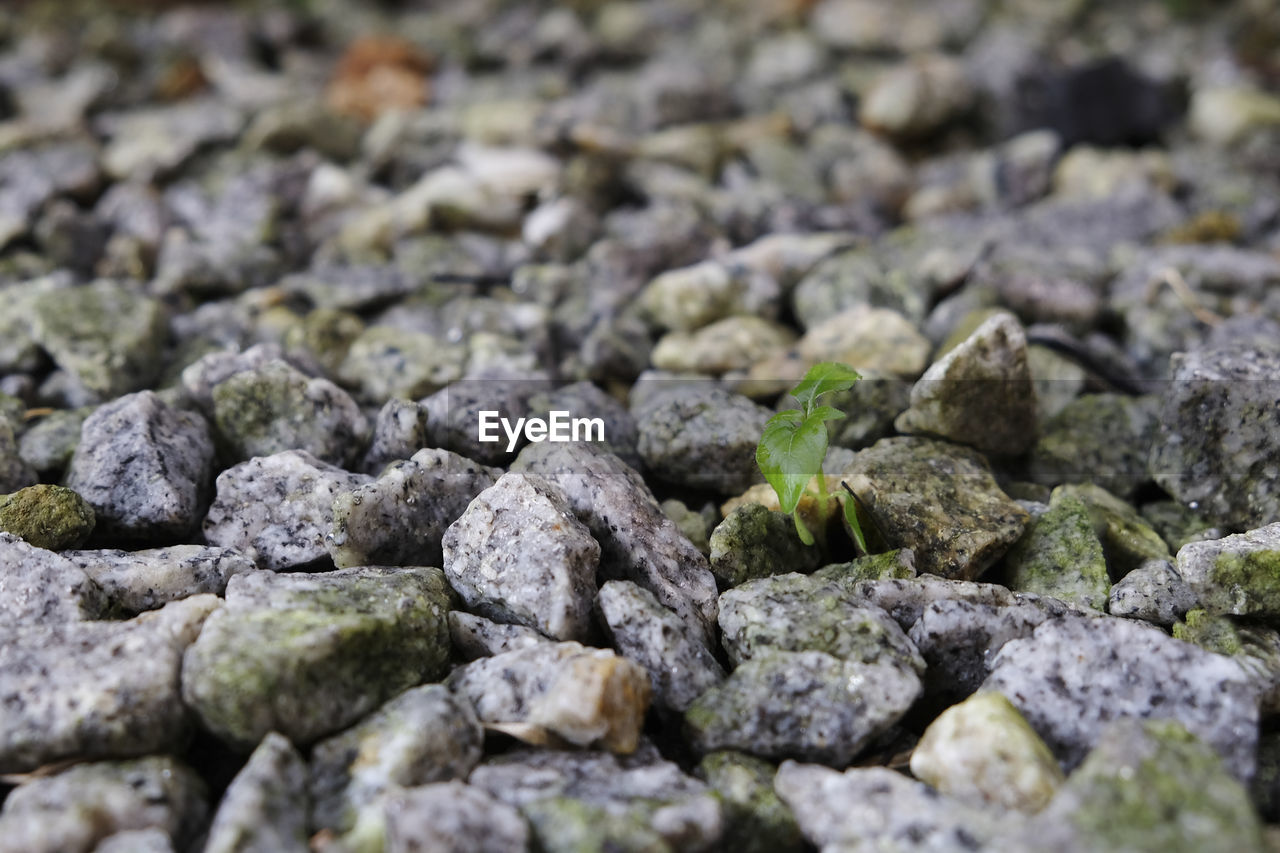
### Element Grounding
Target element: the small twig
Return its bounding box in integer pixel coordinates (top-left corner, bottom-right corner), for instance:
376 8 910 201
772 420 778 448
1146 266 1223 327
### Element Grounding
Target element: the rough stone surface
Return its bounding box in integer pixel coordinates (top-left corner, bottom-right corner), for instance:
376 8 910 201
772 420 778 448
202 450 373 571
851 573 1021 629
0 595 219 773
309 684 483 851
597 580 725 713
812 548 918 583
1174 609 1280 716
636 385 771 495
797 304 932 378
895 311 1037 455
527 380 642 472
181 567 452 749
1030 393 1160 497
64 545 255 614
684 650 921 765
513 442 720 644
66 391 215 542
0 756 208 853
0 485 95 550
447 642 651 754
709 504 822 588
696 751 803 853
1002 492 1110 610
1148 346 1280 529
384 782 530 853
1054 483 1171 578
982 615 1260 779
1176 523 1280 620
360 398 430 475
203 733 310 853
1109 558 1199 626
443 472 600 641
337 325 466 404
329 447 499 570
0 532 107 625
910 691 1064 813
843 437 1029 580
447 610 550 660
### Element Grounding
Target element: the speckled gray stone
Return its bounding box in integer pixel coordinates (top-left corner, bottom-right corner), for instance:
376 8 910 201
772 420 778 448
842 437 1029 580
635 385 771 495
181 567 451 749
66 391 215 542
597 580 726 713
1108 559 1199 626
468 746 722 853
1055 482 1171 578
447 642 651 754
360 398 430 474
309 685 483 852
0 595 219 774
63 545 255 614
385 782 530 853
448 611 551 660
180 344 291 413
774 762 1004 852
513 442 719 644
709 504 822 587
684 649 921 765
982 615 1260 779
0 532 106 625
1176 523 1280 620
16 406 92 477
895 311 1037 455
0 756 207 853
443 472 599 641
852 573 1021 629
0 419 36 494
1030 393 1160 498
717 572 924 674
203 733 310 853
420 379 545 465
527 380 642 471
812 548 918 584
211 359 369 467
1148 346 1280 529
203 450 373 571
329 447 499 571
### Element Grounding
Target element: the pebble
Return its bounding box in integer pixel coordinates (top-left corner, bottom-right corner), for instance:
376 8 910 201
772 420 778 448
636 384 771 495
0 532 106 625
1109 558 1200 626
1002 492 1110 610
360 398 431 474
796 304 933 378
385 782 530 853
1176 522 1280 620
696 751 803 853
203 733 310 853
0 484 94 550
860 53 974 139
1029 393 1160 498
63 544 254 614
708 503 822 588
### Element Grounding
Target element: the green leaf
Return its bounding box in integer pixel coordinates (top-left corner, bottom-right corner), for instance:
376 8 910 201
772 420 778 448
793 511 814 546
756 413 829 515
843 496 868 555
808 405 846 423
790 362 861 414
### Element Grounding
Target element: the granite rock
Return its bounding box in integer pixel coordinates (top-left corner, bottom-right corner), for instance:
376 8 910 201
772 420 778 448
1108 558 1199 626
64 545 255 614
203 733 310 853
384 782 530 853
1176 523 1280 621
0 532 106 625
636 385 771 495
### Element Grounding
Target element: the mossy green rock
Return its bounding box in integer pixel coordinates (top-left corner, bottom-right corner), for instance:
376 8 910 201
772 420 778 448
813 548 917 583
697 751 803 853
181 566 452 749
28 279 167 399
1030 393 1160 498
1003 493 1109 610
1054 483 1170 579
521 797 677 853
1020 719 1266 853
16 406 93 476
1177 522 1280 620
1174 609 1280 712
709 503 821 587
0 484 95 550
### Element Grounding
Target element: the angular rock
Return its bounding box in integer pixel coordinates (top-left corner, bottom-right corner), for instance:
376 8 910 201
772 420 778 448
385 782 530 853
181 567 451 748
1174 609 1280 715
639 259 780 333
64 545 255 614
0 756 207 853
1148 345 1280 529
328 447 499 570
843 437 1029 579
1054 482 1170 578
1176 523 1280 620
0 532 106 625
211 359 369 467
636 385 771 495
597 580 726 713
513 442 719 644
684 649 921 765
337 325 466 405
851 573 1020 628
982 616 1260 779
860 54 974 139
203 733 310 853
526 380 642 472
99 98 242 180
66 391 215 542
310 685 483 851
1030 393 1159 497
360 398 431 475
696 752 803 853
203 450 373 571
896 311 1037 455
447 642 651 754
708 503 821 588
1002 492 1110 610
1108 559 1199 626
0 595 219 773
910 691 1064 813
443 472 599 641
420 378 546 466
447 611 550 660
179 344 292 414
0 485 94 551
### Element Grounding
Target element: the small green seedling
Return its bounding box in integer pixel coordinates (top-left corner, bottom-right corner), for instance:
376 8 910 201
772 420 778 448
756 361 869 553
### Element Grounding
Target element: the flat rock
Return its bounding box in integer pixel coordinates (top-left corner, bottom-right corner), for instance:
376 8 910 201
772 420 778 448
64 545 254 614
982 615 1260 779
0 595 219 773
895 311 1037 455
66 391 215 542
203 450 373 571
843 437 1029 579
1176 522 1280 620
635 385 771 495
1108 558 1199 626
181 567 451 748
513 442 719 644
328 447 499 570
203 733 310 853
597 580 726 713
443 472 599 641
385 782 530 853
0 532 106 625
447 642 651 754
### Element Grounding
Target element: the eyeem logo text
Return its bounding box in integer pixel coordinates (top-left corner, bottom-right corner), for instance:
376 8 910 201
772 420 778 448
478 410 606 452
